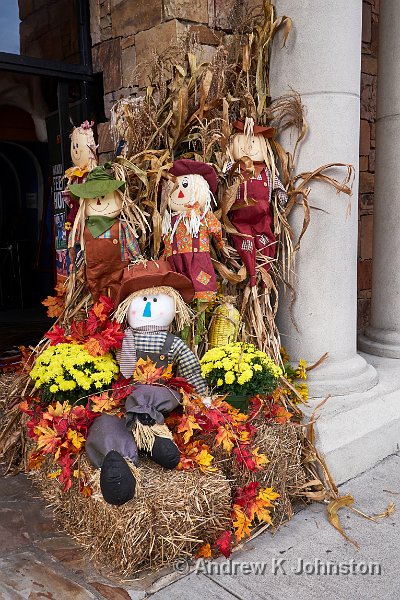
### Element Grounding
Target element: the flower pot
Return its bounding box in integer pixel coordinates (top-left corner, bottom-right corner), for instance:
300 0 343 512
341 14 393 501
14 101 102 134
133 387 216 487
226 394 249 413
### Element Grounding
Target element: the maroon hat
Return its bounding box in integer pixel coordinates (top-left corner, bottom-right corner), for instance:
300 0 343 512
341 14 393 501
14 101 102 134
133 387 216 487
116 260 194 305
232 119 275 139
169 159 218 195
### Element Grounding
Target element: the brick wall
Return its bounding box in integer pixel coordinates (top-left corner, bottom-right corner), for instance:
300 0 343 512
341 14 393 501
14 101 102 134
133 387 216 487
358 0 379 329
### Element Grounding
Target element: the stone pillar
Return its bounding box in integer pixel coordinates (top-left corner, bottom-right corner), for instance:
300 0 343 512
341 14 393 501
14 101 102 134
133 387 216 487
272 0 377 396
358 0 400 358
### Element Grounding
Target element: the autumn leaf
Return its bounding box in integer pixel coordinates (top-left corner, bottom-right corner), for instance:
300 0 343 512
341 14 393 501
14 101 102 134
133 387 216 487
252 447 269 469
45 325 66 345
176 415 202 444
195 448 217 473
66 428 85 451
215 425 235 453
28 450 45 471
274 406 293 424
100 321 125 349
196 543 212 558
48 468 62 479
69 320 90 343
96 296 114 318
232 505 252 541
34 426 61 454
45 401 71 419
133 357 169 384
257 487 280 504
90 392 118 413
214 530 233 558
84 335 108 357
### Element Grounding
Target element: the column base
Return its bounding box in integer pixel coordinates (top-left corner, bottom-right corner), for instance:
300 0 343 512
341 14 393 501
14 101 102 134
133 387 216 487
303 353 400 484
306 354 378 398
358 326 400 358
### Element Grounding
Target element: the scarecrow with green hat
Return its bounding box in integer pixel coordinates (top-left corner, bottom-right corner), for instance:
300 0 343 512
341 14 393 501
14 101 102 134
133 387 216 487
68 165 142 303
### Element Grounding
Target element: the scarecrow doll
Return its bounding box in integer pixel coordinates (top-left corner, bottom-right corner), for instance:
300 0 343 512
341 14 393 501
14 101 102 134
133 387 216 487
161 159 226 302
85 260 208 506
226 118 288 286
68 166 141 303
63 120 98 233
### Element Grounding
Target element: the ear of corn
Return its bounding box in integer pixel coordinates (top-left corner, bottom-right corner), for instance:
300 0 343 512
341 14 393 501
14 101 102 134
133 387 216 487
208 303 241 349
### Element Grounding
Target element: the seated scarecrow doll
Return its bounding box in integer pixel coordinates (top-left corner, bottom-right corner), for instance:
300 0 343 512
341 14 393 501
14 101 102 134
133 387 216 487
161 159 226 302
225 118 288 286
68 166 141 303
85 260 208 506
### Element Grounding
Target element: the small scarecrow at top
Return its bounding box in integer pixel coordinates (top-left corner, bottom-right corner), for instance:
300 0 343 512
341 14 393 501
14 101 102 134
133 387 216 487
225 117 288 287
161 159 227 303
68 165 141 303
63 121 99 233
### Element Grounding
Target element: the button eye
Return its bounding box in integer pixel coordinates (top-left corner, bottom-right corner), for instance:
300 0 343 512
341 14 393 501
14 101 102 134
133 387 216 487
153 297 158 302
182 178 189 188
101 195 105 199
143 296 147 301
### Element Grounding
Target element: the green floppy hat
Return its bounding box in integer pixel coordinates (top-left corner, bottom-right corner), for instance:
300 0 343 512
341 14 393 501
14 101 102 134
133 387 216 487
69 166 125 199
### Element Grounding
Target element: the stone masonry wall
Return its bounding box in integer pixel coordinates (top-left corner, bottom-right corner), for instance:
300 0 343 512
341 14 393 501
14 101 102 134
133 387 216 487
89 0 379 330
90 0 260 159
358 0 379 329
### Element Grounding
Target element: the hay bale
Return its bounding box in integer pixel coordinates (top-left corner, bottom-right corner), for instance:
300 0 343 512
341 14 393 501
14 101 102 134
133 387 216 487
213 422 307 527
30 455 231 577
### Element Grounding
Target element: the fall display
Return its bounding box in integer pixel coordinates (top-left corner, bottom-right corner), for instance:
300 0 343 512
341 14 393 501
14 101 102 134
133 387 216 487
1 0 387 580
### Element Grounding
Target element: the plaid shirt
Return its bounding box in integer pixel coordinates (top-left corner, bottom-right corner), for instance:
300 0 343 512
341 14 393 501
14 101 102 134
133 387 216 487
75 219 140 261
132 331 207 395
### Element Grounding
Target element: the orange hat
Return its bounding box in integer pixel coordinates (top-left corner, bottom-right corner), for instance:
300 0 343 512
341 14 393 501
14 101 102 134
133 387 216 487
116 260 194 305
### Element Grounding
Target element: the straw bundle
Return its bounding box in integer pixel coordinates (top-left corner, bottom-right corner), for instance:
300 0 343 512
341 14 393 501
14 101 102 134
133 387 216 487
30 455 231 577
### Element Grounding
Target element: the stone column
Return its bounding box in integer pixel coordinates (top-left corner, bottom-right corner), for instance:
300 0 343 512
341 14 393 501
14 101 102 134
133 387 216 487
272 0 377 396
358 0 400 358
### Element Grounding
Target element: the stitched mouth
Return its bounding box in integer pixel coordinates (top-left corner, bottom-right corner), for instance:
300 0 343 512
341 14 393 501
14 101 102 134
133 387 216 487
90 202 110 213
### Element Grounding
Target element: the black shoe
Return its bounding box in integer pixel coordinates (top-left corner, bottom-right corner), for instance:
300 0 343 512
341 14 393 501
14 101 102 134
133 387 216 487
100 450 136 506
149 437 180 469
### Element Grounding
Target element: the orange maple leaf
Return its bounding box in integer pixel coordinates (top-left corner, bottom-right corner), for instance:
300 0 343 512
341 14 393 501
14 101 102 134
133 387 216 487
133 357 170 384
34 426 61 454
176 415 202 444
232 505 252 541
275 406 293 424
252 447 269 470
66 428 85 451
84 337 104 357
90 392 118 413
196 543 212 558
215 425 235 454
28 450 45 471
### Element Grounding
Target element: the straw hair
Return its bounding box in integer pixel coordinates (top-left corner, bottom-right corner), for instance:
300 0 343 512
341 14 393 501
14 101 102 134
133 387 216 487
114 285 193 331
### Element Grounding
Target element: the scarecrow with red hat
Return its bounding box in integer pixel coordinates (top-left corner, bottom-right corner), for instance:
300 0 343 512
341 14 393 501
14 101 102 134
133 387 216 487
226 118 288 286
161 159 226 302
85 260 208 506
68 166 142 303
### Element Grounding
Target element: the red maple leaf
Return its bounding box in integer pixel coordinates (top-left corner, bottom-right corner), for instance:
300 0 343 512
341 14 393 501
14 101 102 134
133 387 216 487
96 295 114 317
69 320 90 343
100 321 125 349
233 445 257 471
112 377 135 400
214 530 233 558
233 482 260 508
45 325 66 345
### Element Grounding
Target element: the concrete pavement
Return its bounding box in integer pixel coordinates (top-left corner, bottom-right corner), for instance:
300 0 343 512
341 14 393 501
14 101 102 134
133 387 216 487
0 453 398 599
